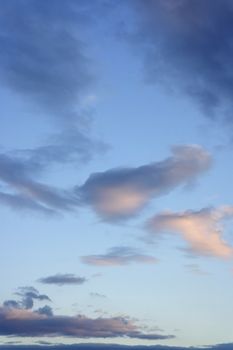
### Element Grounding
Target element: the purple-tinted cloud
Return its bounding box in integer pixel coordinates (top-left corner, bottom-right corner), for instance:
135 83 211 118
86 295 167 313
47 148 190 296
82 246 158 266
0 306 174 340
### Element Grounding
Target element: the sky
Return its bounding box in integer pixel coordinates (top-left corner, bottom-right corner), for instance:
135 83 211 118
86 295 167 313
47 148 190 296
0 0 233 349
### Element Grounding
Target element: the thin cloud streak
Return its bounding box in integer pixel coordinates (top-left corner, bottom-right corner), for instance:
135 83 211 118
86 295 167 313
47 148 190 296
81 246 158 266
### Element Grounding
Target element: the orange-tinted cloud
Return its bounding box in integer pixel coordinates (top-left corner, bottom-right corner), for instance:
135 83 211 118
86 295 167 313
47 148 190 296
147 206 233 258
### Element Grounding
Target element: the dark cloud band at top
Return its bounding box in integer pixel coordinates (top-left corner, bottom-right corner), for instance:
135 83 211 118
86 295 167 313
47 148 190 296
130 0 233 124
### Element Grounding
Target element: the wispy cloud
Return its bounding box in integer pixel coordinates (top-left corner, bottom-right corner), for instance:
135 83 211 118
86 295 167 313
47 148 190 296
0 153 78 215
38 274 87 286
0 1 91 123
77 145 211 221
147 206 233 258
0 0 107 193
81 246 158 266
130 0 233 123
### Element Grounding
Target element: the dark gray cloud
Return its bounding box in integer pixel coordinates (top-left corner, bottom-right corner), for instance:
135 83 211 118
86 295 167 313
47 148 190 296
36 305 54 317
0 306 174 340
38 274 87 286
14 287 51 310
3 300 20 309
77 145 211 221
130 0 233 122
81 246 158 266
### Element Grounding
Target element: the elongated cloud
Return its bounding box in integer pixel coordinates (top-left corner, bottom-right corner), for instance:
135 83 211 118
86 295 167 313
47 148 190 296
0 153 80 214
38 274 87 286
82 247 158 266
131 0 233 121
77 145 211 221
147 206 233 258
0 306 173 340
0 145 211 216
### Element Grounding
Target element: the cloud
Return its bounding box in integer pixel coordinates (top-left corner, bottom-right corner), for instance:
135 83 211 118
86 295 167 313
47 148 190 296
4 287 51 312
0 145 211 217
36 306 53 317
130 0 233 121
81 246 158 266
0 306 174 340
147 206 233 258
0 0 92 123
14 287 51 310
0 1 107 196
38 274 87 286
19 129 107 170
77 145 211 221
0 153 78 215
3 300 21 310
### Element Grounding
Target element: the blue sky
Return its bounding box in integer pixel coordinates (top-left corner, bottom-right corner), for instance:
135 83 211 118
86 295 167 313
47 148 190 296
0 1 233 349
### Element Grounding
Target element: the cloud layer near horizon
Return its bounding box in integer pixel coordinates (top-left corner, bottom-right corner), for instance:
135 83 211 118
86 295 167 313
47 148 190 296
147 206 233 258
0 306 173 341
77 145 211 221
